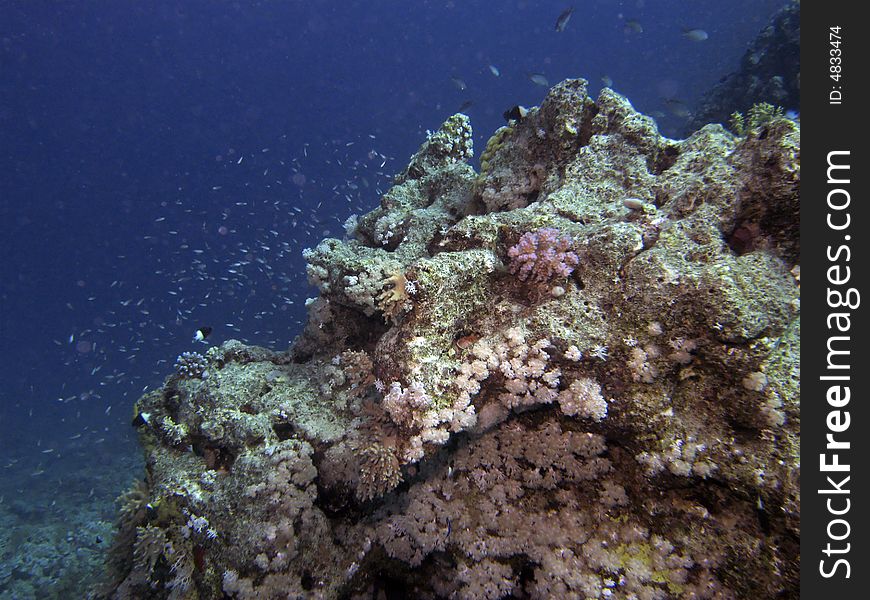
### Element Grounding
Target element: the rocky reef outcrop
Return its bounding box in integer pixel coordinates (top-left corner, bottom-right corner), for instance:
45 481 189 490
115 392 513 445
685 1 800 135
104 78 800 599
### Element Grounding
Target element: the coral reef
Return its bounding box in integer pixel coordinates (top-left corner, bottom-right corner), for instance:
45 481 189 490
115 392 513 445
104 78 799 599
0 483 118 599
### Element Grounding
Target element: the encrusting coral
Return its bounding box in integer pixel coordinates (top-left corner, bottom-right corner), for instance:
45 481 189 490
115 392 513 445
103 78 800 599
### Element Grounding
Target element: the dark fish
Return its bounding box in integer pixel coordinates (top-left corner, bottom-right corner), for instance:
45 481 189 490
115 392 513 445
132 411 152 428
503 105 529 123
458 100 473 112
193 326 212 343
555 6 574 32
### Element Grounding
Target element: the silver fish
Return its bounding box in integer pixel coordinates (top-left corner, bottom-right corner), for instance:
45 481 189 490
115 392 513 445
682 28 709 42
528 73 549 87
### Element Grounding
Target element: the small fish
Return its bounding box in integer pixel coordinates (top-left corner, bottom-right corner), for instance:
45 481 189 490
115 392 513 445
600 74 613 88
193 326 212 343
682 28 709 42
503 105 529 123
623 19 643 34
458 100 473 112
132 411 152 428
488 64 500 77
555 6 574 32
528 73 549 87
623 198 647 211
664 98 691 119
450 76 467 91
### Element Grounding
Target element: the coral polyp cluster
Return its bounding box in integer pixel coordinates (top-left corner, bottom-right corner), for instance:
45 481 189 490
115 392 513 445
174 351 209 380
104 79 799 599
507 227 579 284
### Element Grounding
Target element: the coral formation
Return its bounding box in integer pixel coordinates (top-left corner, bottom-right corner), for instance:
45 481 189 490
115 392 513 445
104 78 799 599
174 351 209 380
727 102 785 137
507 227 579 284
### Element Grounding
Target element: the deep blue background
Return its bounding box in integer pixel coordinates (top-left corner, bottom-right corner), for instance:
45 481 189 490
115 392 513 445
1 0 787 468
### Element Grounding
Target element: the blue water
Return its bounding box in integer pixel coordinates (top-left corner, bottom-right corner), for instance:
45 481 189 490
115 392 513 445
0 0 790 595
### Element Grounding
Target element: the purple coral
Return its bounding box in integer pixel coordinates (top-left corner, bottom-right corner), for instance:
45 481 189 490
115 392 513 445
507 227 579 284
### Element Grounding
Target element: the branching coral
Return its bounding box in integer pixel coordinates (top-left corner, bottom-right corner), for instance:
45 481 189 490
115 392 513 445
174 351 209 379
131 525 167 585
507 227 579 284
357 443 403 501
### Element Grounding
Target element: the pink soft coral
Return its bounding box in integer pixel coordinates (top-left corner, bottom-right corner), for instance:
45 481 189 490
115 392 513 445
507 228 579 284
